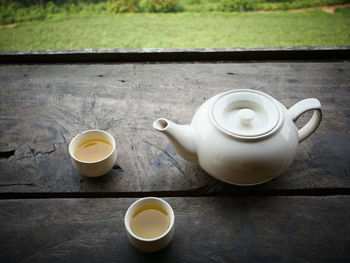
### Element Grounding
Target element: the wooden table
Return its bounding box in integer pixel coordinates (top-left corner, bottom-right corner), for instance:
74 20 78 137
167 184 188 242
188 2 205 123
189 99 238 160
0 48 349 262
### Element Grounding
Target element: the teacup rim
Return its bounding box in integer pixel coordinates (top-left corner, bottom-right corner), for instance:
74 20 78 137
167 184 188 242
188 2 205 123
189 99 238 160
68 129 116 164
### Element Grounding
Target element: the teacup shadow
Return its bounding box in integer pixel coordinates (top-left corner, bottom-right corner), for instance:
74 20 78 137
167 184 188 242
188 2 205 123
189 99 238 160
129 242 173 263
74 162 121 184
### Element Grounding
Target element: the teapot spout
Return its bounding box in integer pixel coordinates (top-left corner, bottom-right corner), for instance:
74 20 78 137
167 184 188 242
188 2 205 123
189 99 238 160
153 118 197 163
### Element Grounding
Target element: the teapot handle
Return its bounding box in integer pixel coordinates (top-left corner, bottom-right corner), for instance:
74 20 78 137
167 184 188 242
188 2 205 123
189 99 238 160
288 98 322 143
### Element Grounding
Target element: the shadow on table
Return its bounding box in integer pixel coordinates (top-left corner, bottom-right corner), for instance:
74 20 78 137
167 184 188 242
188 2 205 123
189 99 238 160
126 243 174 263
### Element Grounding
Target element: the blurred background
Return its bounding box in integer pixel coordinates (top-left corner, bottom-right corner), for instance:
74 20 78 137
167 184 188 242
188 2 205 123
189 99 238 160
0 0 349 50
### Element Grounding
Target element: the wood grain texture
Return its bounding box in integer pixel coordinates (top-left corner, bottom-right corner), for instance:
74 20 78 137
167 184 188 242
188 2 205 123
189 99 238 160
0 62 349 193
0 196 349 262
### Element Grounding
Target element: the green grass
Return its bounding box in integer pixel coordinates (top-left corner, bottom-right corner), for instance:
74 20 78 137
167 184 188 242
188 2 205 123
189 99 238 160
0 10 349 50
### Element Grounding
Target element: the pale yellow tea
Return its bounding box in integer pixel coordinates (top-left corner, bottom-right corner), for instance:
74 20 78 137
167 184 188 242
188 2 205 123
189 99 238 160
131 205 170 239
74 139 112 162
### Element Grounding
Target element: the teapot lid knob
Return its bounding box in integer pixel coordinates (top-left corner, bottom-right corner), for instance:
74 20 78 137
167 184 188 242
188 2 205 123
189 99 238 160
238 108 255 126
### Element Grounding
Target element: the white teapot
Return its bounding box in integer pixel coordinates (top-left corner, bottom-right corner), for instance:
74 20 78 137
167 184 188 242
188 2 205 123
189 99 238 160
153 89 322 185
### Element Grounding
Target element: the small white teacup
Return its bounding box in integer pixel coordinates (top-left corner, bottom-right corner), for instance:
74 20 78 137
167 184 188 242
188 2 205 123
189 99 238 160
125 197 175 252
68 129 117 177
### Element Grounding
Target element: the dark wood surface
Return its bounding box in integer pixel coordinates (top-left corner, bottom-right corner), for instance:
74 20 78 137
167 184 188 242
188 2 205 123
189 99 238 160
0 197 349 262
0 49 349 261
0 61 349 194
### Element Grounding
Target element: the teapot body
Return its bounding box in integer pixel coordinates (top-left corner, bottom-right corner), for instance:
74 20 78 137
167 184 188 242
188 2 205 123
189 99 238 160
191 95 298 185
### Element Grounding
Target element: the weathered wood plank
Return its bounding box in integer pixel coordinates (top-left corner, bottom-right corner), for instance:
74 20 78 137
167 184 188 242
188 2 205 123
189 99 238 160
0 62 349 193
0 196 349 262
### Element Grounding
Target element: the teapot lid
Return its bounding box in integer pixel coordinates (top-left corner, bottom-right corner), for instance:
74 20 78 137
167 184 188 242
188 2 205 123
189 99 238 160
211 89 283 139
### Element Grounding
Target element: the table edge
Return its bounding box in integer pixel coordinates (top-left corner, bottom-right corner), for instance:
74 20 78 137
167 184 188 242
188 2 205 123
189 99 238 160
0 47 349 63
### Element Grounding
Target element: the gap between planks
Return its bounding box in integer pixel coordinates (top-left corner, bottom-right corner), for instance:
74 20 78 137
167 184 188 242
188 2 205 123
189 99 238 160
0 188 350 200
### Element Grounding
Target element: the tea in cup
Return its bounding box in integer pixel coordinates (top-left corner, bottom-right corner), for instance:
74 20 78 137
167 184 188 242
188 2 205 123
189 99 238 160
68 130 117 177
125 197 175 252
